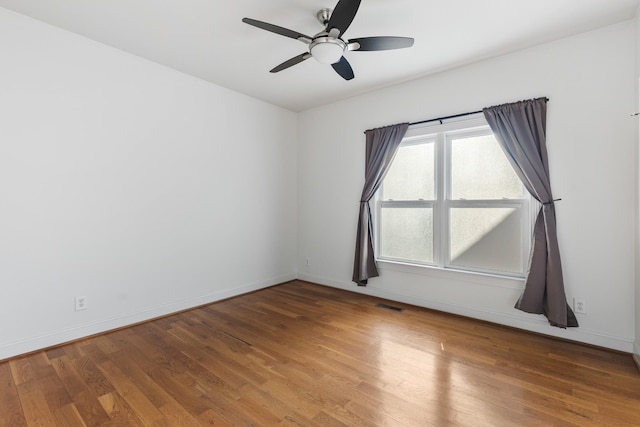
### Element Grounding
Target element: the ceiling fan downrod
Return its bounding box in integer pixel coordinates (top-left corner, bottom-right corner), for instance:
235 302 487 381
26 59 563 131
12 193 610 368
316 8 332 26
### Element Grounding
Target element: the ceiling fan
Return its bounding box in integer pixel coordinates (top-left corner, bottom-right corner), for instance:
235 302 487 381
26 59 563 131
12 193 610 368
242 0 414 81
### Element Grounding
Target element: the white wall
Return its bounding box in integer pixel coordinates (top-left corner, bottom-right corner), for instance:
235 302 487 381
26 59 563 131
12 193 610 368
0 8 298 360
298 21 637 352
635 5 640 363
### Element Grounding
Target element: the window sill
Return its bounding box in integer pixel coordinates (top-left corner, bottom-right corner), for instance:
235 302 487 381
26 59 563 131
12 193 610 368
376 259 525 290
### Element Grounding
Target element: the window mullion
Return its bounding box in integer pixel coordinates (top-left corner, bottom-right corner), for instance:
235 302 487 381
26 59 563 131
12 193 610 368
435 132 447 268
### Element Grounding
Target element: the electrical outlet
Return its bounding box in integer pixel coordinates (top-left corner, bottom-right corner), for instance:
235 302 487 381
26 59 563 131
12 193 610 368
306 257 311 266
75 296 87 311
573 298 587 314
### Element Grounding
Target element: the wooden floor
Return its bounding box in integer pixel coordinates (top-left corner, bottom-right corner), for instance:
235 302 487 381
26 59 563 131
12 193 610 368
1 281 639 426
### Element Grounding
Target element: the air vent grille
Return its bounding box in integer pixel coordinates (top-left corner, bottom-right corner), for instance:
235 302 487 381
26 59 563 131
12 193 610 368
376 303 404 312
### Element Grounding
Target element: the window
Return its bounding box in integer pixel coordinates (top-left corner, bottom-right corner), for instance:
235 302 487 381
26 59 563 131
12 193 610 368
375 117 534 277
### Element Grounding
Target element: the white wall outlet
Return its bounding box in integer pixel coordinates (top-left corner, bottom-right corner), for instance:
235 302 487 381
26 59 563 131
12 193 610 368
573 297 587 314
305 257 311 266
75 296 87 311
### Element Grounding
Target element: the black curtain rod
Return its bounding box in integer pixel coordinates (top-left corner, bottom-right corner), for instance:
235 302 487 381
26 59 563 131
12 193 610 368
366 98 550 133
364 110 483 134
409 97 550 127
410 109 483 126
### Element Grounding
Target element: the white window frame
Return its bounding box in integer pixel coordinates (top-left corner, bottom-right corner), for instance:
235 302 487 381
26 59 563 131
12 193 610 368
374 115 535 278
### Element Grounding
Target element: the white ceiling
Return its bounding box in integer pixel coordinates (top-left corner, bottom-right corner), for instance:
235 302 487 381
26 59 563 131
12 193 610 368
1 0 638 111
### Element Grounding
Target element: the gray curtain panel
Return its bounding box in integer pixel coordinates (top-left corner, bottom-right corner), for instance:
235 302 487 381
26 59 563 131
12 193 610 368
483 97 578 328
352 123 409 285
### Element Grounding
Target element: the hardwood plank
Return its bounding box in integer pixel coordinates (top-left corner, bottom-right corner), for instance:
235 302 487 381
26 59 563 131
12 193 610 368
156 399 202 427
237 382 316 426
35 372 73 414
97 359 164 424
15 379 57 426
0 362 27 427
49 356 113 427
44 347 66 361
53 404 87 427
145 365 213 416
196 408 234 426
103 348 172 409
25 352 52 379
97 392 145 426
1 280 639 426
9 358 34 386
311 411 351 427
73 353 115 398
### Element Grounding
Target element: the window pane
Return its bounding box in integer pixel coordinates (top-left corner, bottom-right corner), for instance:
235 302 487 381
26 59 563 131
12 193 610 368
383 142 435 200
450 133 522 200
449 207 523 274
380 207 433 263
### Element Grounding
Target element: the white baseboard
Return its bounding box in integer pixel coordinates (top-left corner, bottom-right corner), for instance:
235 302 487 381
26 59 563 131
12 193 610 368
634 341 640 373
3 272 631 361
298 273 635 353
0 273 296 361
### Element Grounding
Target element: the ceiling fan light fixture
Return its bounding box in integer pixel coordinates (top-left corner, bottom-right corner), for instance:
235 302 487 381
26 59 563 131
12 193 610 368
242 0 414 80
310 37 346 64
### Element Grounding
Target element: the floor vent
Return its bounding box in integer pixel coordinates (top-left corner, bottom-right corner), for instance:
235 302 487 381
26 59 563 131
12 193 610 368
376 303 404 312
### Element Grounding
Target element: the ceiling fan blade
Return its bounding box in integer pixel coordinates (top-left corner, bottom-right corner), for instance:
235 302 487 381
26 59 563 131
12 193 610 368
349 36 415 51
270 53 312 73
242 18 311 42
331 56 355 80
327 0 361 35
